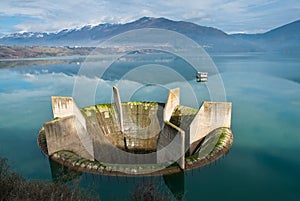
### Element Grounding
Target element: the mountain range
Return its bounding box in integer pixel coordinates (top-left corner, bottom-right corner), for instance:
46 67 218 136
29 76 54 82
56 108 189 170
233 19 300 54
0 17 299 54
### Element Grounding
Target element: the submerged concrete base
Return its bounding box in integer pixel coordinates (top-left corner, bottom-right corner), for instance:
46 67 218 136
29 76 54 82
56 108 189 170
41 87 233 175
38 124 233 176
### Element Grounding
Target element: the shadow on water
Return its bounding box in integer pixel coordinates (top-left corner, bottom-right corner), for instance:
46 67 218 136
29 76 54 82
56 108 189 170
49 157 186 200
49 159 82 183
163 172 185 200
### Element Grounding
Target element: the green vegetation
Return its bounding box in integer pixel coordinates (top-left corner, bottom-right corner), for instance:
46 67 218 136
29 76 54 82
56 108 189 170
209 128 231 154
185 153 199 162
131 182 177 201
98 103 111 108
0 157 99 201
0 157 177 201
38 129 48 154
53 150 176 174
185 127 232 165
170 107 182 126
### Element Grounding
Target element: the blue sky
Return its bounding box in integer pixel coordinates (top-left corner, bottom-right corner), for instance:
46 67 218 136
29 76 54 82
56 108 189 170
0 0 299 36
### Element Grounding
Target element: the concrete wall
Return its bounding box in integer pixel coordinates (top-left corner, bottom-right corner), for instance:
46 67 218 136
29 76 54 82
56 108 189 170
113 86 124 132
52 96 86 130
45 96 94 160
90 102 162 152
189 102 232 146
45 92 232 171
163 88 180 122
157 121 185 169
84 103 159 164
44 115 94 160
52 96 74 118
88 107 158 165
122 102 163 138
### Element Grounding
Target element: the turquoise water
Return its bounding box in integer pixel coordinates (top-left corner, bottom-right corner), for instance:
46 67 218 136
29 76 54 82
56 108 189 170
0 53 300 200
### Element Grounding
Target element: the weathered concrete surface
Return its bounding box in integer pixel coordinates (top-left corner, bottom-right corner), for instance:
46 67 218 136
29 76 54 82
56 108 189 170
195 127 230 160
163 88 180 122
52 96 87 130
38 126 233 176
169 105 197 156
81 102 161 164
113 86 124 133
189 102 232 151
52 96 74 118
43 88 232 171
45 96 94 160
89 102 163 152
122 102 163 140
157 121 185 169
44 115 94 160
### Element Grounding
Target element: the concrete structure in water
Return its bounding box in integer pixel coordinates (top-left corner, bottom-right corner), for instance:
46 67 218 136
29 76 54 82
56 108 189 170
41 87 232 175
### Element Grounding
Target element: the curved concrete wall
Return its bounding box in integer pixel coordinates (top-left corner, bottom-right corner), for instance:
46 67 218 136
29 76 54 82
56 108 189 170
91 102 163 152
45 96 94 160
44 88 232 170
189 102 232 146
44 115 94 160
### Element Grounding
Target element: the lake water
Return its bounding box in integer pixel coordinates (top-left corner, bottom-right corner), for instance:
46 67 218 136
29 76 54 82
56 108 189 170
0 52 300 200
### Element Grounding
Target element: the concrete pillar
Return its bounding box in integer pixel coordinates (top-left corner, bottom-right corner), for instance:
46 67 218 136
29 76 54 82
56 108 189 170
44 96 94 160
52 96 74 118
164 88 180 122
44 115 94 161
189 101 232 151
179 130 185 170
113 86 124 132
51 96 86 130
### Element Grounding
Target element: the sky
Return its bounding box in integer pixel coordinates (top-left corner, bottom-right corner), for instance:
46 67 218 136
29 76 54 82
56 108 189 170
0 0 299 36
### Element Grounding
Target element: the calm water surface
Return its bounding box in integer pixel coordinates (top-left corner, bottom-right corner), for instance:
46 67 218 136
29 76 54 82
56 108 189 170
0 53 300 200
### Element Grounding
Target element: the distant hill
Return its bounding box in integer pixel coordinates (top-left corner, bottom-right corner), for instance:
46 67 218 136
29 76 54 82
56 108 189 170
0 17 260 53
0 46 93 59
232 20 300 54
1 17 298 54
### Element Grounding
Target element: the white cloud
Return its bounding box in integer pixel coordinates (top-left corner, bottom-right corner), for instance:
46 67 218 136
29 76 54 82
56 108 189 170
0 0 299 34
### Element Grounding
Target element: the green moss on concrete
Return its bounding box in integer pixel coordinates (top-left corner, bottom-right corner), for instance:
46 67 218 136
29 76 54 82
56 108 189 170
186 153 199 161
38 128 48 155
40 101 233 176
96 103 112 109
186 127 232 165
170 108 181 126
209 127 231 155
81 106 96 112
122 102 159 107
184 107 198 114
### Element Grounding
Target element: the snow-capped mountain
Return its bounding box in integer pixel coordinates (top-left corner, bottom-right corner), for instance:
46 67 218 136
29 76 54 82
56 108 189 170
1 17 298 53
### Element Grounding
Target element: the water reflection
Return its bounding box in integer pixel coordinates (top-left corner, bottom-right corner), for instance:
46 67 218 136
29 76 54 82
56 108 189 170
49 157 185 200
49 159 82 183
1 53 300 200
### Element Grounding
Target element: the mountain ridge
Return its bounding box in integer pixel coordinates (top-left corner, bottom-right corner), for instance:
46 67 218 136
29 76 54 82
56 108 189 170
232 19 300 54
0 17 299 54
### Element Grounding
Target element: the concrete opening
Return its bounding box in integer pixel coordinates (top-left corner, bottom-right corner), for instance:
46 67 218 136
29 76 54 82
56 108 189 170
89 102 165 154
41 87 233 174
